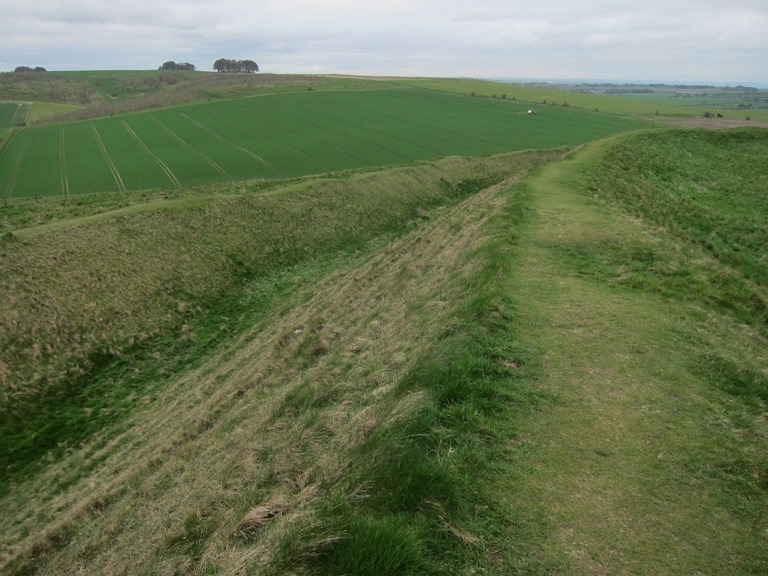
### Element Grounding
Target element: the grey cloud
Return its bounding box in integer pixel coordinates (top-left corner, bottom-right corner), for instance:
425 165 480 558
0 0 765 83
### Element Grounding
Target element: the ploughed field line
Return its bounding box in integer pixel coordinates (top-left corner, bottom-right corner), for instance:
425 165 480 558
3 139 27 203
232 105 366 169
121 120 181 188
0 102 26 128
291 105 419 165
179 112 286 178
209 108 322 168
9 103 29 127
0 90 647 198
59 129 69 198
150 116 231 180
329 99 448 157
91 124 126 192
257 91 482 163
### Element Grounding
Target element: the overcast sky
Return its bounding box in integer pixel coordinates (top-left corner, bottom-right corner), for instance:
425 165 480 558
2 0 767 85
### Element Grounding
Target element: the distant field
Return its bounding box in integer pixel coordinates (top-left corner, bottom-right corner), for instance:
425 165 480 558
25 102 82 123
613 89 768 122
396 78 768 122
0 88 647 199
0 102 28 128
396 78 695 116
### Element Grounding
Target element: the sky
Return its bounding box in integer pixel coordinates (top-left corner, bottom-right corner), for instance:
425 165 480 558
2 0 767 85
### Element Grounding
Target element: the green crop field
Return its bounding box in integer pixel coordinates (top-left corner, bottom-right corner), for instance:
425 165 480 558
0 102 26 128
0 88 647 199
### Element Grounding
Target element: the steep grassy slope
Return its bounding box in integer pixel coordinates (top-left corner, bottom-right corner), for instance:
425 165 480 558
507 130 767 573
586 128 768 328
1 148 561 575
1 127 766 575
0 149 563 494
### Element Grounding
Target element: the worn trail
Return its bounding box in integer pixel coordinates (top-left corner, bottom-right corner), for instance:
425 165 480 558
508 140 764 574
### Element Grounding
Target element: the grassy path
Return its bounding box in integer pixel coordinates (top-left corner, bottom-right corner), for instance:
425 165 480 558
509 139 767 574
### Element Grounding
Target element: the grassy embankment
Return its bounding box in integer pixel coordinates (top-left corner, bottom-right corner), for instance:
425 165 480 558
1 126 766 575
0 149 561 490
506 127 768 574
1 146 564 574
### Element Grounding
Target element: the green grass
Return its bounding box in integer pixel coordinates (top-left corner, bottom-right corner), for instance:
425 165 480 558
248 163 559 576
0 150 561 497
0 145 565 575
396 78 768 122
617 85 768 118
25 102 82 123
502 131 768 574
265 128 768 575
1 83 766 575
0 102 27 128
586 128 768 326
0 88 647 199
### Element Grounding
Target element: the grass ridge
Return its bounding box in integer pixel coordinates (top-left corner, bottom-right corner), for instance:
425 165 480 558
2 127 767 575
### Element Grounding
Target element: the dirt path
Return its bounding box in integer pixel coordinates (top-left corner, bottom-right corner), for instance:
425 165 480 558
508 142 762 574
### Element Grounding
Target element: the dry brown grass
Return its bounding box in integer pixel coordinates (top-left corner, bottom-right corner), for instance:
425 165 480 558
1 151 561 405
237 496 291 538
0 154 545 574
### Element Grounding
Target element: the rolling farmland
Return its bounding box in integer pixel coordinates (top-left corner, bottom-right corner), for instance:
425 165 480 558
1 68 767 575
0 89 646 199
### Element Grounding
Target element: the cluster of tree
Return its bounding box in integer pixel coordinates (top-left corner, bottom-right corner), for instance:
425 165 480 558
213 59 259 73
14 66 47 73
158 61 196 71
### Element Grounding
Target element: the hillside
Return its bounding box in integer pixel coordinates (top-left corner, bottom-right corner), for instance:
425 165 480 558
0 70 325 117
1 74 766 574
0 146 556 574
1 125 767 574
